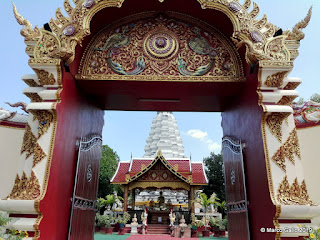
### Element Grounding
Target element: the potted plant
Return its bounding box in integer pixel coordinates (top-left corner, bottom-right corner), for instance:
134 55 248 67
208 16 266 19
192 192 219 237
189 213 198 238
209 216 226 237
118 212 131 235
95 213 101 232
97 214 112 234
105 194 116 211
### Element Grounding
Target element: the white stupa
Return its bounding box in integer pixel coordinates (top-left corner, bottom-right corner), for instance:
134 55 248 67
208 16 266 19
143 112 186 158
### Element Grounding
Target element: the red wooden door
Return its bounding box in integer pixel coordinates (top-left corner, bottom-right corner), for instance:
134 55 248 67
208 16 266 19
68 135 102 240
222 136 250 240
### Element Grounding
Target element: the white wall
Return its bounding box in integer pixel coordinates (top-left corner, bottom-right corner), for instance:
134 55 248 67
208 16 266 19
0 126 24 199
298 126 320 225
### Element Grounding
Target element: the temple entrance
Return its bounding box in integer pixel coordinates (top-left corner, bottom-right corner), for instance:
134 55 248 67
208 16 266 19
2 0 316 239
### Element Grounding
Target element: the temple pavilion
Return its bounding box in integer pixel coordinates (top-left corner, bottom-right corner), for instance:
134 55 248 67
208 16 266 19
111 112 208 223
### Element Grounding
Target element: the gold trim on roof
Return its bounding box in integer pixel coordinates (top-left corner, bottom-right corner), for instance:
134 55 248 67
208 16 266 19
125 149 193 184
128 181 190 191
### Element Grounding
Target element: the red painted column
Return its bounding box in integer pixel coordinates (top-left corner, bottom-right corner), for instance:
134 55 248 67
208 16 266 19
221 64 277 240
37 69 104 240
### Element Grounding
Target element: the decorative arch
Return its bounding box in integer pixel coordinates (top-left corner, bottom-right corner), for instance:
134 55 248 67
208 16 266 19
78 11 244 82
4 0 315 239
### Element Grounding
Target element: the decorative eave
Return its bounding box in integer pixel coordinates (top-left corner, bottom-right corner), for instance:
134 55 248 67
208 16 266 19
12 0 311 68
125 149 192 184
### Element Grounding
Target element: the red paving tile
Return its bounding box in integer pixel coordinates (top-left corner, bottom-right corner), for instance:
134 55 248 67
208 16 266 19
126 235 198 240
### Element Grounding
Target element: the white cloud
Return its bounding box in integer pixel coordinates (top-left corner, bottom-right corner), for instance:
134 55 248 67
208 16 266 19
187 129 208 139
186 129 221 153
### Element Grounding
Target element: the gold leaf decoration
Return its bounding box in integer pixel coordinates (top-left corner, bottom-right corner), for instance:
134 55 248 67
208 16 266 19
271 147 286 172
141 164 146 171
33 69 56 85
23 79 39 87
173 164 179 172
264 71 288 88
277 96 297 106
24 93 42 103
6 171 41 200
282 129 301 164
33 144 47 168
12 3 41 41
277 176 315 205
284 82 300 90
29 110 54 138
21 124 37 159
266 113 289 142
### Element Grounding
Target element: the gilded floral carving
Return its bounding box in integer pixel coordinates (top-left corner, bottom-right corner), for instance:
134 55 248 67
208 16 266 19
264 71 288 88
265 37 288 61
284 82 300 90
34 31 60 59
6 171 41 200
277 176 315 205
23 79 39 87
271 128 301 171
21 124 37 159
29 110 54 138
271 148 286 171
80 14 242 78
33 144 47 168
33 69 56 86
277 96 297 106
266 113 289 142
282 129 301 164
24 93 42 103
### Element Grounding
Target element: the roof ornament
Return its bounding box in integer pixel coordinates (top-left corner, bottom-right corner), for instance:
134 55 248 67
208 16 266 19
0 107 12 120
285 6 312 41
6 102 29 114
232 32 272 66
12 2 41 40
157 148 163 157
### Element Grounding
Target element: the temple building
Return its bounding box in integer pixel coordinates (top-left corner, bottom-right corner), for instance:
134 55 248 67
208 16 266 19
111 112 208 223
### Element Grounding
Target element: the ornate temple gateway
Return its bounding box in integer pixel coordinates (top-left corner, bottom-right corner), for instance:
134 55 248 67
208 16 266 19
0 0 320 239
111 112 208 218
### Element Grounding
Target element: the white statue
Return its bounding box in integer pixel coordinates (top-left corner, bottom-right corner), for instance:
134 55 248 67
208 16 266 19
0 108 11 120
131 213 138 234
169 209 176 226
113 191 123 210
141 209 148 226
179 215 187 227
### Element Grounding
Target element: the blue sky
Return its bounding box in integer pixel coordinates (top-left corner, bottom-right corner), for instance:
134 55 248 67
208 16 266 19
1 0 319 162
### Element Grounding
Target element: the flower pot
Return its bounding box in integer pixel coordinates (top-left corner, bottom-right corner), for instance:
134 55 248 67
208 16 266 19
213 229 222 237
202 229 210 237
105 227 113 234
95 226 100 232
197 226 204 233
100 226 106 233
118 228 125 235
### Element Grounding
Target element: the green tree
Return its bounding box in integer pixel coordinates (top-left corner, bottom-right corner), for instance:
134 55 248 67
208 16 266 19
310 93 320 103
203 152 225 203
98 145 122 198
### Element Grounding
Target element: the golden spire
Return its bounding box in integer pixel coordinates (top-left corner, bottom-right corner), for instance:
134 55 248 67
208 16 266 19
286 6 312 41
12 2 40 40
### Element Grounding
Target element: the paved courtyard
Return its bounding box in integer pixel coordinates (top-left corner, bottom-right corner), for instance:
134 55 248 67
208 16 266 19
94 233 228 240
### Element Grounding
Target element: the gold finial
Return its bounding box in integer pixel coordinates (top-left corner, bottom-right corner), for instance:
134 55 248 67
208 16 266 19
286 6 312 41
12 2 40 40
157 148 163 157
